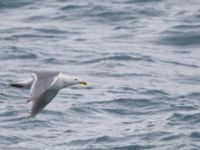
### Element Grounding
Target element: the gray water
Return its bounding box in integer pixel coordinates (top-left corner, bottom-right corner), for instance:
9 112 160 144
1 0 200 149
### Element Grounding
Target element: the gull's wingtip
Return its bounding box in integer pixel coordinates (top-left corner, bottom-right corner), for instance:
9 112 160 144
10 83 25 88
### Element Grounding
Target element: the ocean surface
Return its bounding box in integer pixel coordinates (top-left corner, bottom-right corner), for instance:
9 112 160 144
0 0 200 149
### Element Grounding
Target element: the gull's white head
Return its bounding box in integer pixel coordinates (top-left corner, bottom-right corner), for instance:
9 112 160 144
62 76 87 88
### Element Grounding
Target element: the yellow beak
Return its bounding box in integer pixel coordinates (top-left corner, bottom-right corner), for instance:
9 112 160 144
79 81 87 85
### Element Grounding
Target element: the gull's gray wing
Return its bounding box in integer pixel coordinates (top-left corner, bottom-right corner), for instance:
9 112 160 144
30 71 60 99
30 89 59 117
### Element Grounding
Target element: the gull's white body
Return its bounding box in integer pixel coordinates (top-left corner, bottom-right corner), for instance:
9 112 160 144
10 71 87 117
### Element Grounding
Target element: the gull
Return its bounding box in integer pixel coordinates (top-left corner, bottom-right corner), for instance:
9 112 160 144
10 71 87 117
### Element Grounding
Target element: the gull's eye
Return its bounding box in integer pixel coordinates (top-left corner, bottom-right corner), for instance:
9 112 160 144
74 78 78 81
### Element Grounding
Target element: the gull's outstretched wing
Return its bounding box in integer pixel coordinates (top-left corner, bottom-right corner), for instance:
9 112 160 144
28 71 60 117
30 89 59 117
30 71 60 99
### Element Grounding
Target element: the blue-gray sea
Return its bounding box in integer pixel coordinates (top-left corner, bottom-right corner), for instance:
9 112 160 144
1 0 200 150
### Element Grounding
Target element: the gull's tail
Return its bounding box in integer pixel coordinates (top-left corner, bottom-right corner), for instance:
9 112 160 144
10 78 34 88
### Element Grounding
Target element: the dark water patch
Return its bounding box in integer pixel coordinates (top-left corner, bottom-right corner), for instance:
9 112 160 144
89 98 160 108
1 46 38 60
141 89 169 96
168 112 200 125
68 106 102 118
34 28 67 34
82 5 136 24
92 72 151 79
149 103 184 114
0 0 32 10
174 105 198 111
175 75 200 85
109 144 155 150
94 136 115 143
42 110 64 117
42 58 67 65
34 27 81 35
113 25 135 30
180 92 200 99
102 108 135 116
173 50 191 54
82 55 137 64
141 131 169 142
3 147 38 150
8 33 64 40
157 33 200 46
190 132 200 139
83 144 155 150
33 133 58 139
88 98 162 116
0 92 10 100
74 38 87 41
180 10 200 24
120 98 159 107
64 129 75 133
138 8 164 17
176 75 200 85
108 89 136 95
93 11 134 22
24 15 52 22
0 135 25 145
23 118 52 128
159 59 199 68
42 55 82 65
82 54 154 64
0 110 20 117
121 87 138 92
0 27 32 34
161 133 185 141
61 4 86 11
126 0 162 3
172 24 200 30
0 116 26 123
69 138 93 146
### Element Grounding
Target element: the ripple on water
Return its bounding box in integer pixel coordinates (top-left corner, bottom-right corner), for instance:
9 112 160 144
157 23 200 46
159 59 199 68
0 135 25 145
84 144 155 150
126 0 162 3
87 98 162 117
89 98 160 108
23 15 52 22
81 5 136 23
82 54 154 64
60 4 86 11
0 0 32 9
1 46 38 60
140 89 169 96
68 105 103 120
167 112 200 125
158 33 200 46
161 133 185 141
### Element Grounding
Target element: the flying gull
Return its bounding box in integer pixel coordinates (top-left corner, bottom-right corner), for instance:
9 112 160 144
10 71 87 117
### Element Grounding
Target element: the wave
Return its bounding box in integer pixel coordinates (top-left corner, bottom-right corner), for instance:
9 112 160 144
82 54 154 64
168 112 200 124
1 46 38 60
